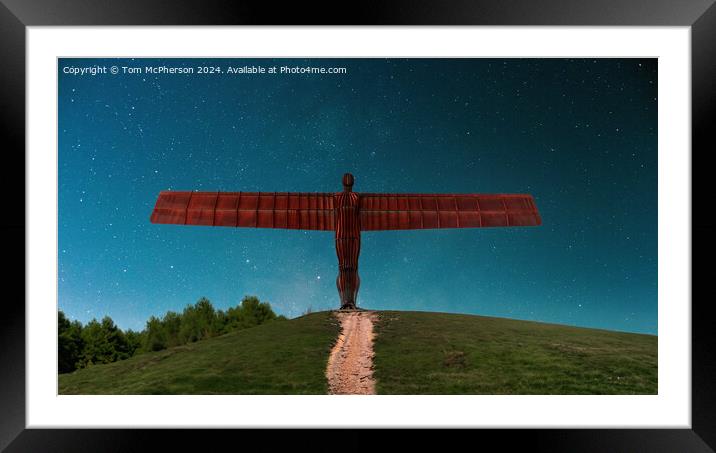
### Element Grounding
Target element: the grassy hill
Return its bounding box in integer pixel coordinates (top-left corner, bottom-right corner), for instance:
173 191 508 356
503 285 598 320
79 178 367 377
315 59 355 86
59 310 657 395
59 311 340 394
373 311 657 394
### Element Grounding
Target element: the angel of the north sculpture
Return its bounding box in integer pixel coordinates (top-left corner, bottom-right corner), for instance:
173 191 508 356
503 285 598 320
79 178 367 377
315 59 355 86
150 173 541 310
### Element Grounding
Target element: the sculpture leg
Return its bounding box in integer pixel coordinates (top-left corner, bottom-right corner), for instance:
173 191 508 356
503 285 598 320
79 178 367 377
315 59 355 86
336 268 360 309
335 237 360 309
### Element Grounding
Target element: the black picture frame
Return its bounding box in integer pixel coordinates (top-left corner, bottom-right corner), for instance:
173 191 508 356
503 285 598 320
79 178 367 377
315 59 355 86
2 1 713 451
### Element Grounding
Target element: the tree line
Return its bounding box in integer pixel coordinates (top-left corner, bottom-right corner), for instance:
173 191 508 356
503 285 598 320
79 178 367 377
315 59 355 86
58 295 285 374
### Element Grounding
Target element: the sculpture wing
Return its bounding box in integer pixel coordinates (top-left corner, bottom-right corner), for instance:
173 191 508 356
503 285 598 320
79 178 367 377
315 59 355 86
359 193 541 231
150 191 335 231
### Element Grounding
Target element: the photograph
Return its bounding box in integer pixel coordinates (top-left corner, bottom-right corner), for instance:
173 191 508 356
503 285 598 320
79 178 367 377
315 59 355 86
57 57 658 396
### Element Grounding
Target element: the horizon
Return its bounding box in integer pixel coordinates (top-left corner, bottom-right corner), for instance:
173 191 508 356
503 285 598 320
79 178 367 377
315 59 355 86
59 304 657 337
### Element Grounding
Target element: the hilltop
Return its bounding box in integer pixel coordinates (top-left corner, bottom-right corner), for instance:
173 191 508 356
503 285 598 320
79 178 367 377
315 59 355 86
59 310 657 395
373 311 656 394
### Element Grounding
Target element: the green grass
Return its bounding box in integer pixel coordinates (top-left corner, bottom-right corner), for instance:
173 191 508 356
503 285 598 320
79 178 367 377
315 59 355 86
59 311 340 394
59 310 657 395
372 311 657 394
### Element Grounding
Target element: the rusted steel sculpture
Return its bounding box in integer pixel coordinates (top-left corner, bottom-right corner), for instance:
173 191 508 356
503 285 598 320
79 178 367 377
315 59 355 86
150 173 541 310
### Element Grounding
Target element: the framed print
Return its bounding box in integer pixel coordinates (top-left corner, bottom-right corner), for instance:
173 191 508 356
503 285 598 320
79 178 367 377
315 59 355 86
3 0 714 451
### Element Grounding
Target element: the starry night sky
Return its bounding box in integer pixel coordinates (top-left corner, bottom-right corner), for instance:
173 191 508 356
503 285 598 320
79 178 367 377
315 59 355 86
58 58 657 334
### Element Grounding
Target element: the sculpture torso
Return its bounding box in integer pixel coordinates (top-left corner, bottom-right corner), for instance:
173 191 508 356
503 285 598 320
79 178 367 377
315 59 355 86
334 191 360 239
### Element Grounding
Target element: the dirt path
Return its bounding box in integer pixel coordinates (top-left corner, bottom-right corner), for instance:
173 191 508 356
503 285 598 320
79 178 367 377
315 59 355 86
326 311 378 395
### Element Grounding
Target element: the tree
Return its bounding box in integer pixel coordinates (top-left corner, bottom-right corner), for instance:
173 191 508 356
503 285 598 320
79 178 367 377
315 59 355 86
194 297 217 338
57 294 284 370
179 297 217 343
239 295 278 327
79 316 131 366
145 315 168 352
162 311 182 347
124 329 145 356
214 309 229 335
102 316 131 360
179 304 199 343
58 311 84 374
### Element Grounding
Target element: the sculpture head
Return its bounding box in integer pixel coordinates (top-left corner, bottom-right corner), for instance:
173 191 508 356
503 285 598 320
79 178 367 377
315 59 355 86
342 173 354 192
